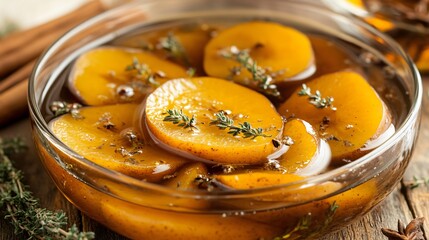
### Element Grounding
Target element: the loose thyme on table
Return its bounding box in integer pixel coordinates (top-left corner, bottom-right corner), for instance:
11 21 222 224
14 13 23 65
408 176 429 189
219 46 281 97
0 138 95 240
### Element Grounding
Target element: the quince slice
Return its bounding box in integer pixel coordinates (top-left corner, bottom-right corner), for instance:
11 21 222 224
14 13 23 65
144 77 283 165
69 47 188 105
204 21 315 87
50 104 187 181
278 71 393 163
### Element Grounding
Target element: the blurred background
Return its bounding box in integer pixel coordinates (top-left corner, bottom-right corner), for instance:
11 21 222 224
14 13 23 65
0 0 87 36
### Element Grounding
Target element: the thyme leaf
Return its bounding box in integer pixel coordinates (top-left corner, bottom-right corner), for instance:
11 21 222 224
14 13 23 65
298 84 336 110
158 32 191 67
219 46 280 97
125 57 160 87
408 176 429 189
0 137 95 240
210 111 271 139
274 201 339 239
186 67 196 77
163 109 198 130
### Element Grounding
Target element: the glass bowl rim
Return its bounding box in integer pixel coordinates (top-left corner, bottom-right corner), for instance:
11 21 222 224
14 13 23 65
28 0 423 199
323 0 429 33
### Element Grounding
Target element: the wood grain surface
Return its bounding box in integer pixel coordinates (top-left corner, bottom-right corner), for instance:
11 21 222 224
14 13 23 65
1 78 428 239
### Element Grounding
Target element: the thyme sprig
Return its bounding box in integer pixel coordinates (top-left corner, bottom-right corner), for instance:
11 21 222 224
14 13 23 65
125 57 160 86
276 214 311 239
408 176 429 189
210 111 271 139
219 46 280 97
0 138 94 240
274 201 339 239
158 32 191 67
163 109 198 130
298 84 337 110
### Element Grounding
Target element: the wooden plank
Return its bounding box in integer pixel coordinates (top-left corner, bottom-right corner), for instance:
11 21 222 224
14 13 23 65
401 77 429 238
321 184 414 240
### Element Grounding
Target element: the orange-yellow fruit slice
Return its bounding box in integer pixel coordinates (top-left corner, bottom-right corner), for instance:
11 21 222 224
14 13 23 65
144 77 283 165
164 162 208 190
269 119 331 176
69 47 188 105
215 171 342 202
278 71 393 163
50 104 187 181
204 21 315 85
113 25 214 74
216 171 302 189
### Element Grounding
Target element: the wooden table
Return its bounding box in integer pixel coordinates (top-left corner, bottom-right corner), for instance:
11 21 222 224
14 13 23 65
1 78 429 239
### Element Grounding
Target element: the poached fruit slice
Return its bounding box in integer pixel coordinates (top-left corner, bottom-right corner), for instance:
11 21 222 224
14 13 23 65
49 104 188 181
214 171 342 203
269 118 331 176
278 71 393 164
204 21 315 87
112 25 214 75
69 47 188 106
164 162 208 190
143 77 283 165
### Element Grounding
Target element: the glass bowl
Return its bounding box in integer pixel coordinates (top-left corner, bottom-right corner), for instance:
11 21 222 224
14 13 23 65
324 0 429 33
29 0 422 239
324 0 429 72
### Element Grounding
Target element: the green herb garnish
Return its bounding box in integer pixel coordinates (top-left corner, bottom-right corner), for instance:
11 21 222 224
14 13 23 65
163 109 198 130
210 111 270 139
219 46 280 97
0 138 95 240
409 176 429 189
298 84 336 110
158 32 191 67
186 67 196 77
125 57 160 86
274 201 339 239
275 214 311 239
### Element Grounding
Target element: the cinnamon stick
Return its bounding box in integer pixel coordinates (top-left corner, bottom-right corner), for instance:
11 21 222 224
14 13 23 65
0 27 69 78
0 0 105 77
0 60 35 93
0 80 28 127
